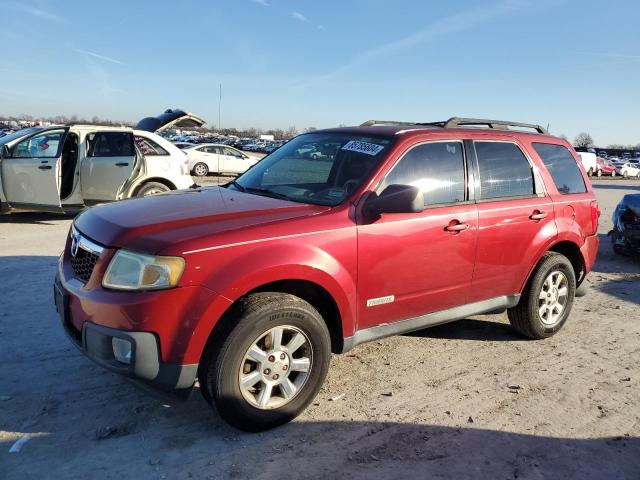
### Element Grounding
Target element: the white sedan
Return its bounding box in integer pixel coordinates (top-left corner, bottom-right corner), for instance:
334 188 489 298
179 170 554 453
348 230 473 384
186 144 260 176
615 162 640 178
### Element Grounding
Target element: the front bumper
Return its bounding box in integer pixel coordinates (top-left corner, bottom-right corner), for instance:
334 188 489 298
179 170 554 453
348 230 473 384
54 276 197 396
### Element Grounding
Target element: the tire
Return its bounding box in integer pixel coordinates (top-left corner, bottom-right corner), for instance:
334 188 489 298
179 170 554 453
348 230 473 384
200 293 331 432
136 181 170 197
611 170 616 177
507 252 576 339
596 169 602 177
588 167 594 177
192 163 209 177
623 171 629 178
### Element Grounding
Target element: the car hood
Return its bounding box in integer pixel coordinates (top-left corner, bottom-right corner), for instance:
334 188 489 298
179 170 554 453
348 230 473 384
74 187 330 253
136 109 207 133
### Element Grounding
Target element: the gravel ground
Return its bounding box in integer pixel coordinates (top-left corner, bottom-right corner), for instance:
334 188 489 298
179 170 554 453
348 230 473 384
1 179 639 479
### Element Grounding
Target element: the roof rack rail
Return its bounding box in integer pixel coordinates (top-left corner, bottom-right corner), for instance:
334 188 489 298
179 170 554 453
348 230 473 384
423 117 548 135
360 120 418 127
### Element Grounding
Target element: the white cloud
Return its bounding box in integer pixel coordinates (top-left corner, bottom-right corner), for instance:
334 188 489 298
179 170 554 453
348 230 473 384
294 0 540 89
291 11 307 22
5 3 66 24
74 49 125 66
253 0 269 6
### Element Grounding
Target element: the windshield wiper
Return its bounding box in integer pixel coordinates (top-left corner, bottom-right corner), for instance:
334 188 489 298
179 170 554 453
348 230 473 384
244 186 290 200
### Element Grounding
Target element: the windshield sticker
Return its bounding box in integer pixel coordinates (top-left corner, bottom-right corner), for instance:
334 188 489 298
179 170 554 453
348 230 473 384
341 140 385 156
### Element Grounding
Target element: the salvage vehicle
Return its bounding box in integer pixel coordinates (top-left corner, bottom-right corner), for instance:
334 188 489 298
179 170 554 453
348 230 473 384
185 143 260 176
0 109 205 214
54 117 599 431
610 194 640 255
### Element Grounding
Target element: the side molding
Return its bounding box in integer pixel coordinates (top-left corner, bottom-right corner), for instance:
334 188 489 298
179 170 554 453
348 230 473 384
341 294 520 353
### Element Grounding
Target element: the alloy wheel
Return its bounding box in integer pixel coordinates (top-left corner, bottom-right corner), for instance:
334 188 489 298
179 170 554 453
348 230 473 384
238 325 313 410
538 270 569 326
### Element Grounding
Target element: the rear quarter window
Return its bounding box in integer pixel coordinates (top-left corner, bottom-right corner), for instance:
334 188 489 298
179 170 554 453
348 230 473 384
533 143 587 194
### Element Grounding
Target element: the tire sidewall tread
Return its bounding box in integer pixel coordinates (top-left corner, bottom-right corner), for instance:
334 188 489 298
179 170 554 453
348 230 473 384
203 292 331 432
508 252 576 339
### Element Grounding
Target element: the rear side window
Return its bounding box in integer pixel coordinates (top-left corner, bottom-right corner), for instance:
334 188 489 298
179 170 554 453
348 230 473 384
381 141 466 206
533 143 587 194
475 142 534 199
88 132 134 157
134 136 169 156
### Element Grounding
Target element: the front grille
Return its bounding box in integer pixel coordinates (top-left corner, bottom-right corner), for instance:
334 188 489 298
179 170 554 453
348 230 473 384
69 226 104 283
71 248 100 282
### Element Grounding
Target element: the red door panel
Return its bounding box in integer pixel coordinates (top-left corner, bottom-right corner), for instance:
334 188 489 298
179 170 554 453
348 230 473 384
470 196 557 302
357 204 478 330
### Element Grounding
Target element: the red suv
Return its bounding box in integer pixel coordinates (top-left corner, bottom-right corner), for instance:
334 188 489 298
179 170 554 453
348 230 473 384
54 118 599 431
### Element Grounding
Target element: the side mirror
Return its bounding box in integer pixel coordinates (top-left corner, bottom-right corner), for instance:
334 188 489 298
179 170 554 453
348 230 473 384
0 144 9 159
364 184 424 219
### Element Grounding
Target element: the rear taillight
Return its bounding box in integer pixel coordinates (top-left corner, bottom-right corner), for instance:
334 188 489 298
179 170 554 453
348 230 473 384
590 200 600 235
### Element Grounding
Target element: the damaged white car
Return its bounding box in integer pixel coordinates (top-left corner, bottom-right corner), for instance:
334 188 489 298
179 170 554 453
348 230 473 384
0 109 205 214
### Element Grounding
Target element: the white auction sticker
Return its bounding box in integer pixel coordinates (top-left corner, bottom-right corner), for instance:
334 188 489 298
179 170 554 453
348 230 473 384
341 140 385 156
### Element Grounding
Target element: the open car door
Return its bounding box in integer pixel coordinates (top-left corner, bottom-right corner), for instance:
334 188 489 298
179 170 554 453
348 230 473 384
80 131 136 203
135 108 207 133
0 127 68 212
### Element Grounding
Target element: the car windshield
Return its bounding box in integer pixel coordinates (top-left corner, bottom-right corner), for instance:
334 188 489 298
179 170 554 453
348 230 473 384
231 132 394 206
0 127 41 146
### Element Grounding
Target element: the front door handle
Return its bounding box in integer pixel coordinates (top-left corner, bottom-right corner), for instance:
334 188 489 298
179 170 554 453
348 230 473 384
115 162 129 167
444 220 469 232
529 210 548 221
38 165 52 170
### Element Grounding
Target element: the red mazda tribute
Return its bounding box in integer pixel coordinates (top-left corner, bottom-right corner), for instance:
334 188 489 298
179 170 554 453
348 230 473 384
54 118 599 431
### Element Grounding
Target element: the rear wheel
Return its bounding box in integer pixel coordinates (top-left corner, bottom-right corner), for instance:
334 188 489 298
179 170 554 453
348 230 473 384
611 170 616 177
200 293 331 432
623 170 629 178
596 169 602 177
508 252 575 339
192 163 209 177
136 181 170 197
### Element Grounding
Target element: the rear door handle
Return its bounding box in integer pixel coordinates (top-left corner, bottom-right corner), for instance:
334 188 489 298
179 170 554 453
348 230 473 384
529 210 548 221
115 162 129 167
444 221 469 232
38 165 52 170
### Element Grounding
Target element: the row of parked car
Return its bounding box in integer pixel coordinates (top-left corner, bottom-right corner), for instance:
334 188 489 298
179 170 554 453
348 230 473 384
168 133 288 154
576 148 640 178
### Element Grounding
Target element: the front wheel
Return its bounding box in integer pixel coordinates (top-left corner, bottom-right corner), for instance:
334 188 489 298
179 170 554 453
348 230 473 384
623 171 629 178
596 169 602 177
200 293 331 432
507 252 576 339
611 170 616 177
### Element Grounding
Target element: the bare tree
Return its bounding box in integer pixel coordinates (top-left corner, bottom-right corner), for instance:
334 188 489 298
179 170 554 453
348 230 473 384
574 132 594 148
285 126 298 138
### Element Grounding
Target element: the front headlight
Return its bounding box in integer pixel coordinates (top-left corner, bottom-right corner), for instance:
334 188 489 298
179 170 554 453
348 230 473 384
102 250 185 291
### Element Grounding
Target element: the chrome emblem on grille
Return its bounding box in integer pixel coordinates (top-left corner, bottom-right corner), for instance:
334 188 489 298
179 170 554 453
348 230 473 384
70 233 80 257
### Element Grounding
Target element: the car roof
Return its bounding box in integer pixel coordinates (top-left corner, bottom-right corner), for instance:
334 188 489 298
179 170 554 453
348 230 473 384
188 143 235 148
310 124 563 143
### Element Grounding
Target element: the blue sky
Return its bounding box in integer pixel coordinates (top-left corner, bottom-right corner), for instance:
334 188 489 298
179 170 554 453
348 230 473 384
0 0 639 145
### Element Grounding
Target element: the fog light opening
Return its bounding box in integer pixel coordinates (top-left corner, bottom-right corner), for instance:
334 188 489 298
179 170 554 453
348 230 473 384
112 337 132 365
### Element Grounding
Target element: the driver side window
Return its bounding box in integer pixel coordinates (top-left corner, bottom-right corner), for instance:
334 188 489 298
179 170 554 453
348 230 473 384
380 141 466 206
13 130 65 159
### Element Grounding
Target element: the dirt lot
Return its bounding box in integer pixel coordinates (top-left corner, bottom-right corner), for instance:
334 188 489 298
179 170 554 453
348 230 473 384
1 179 639 479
